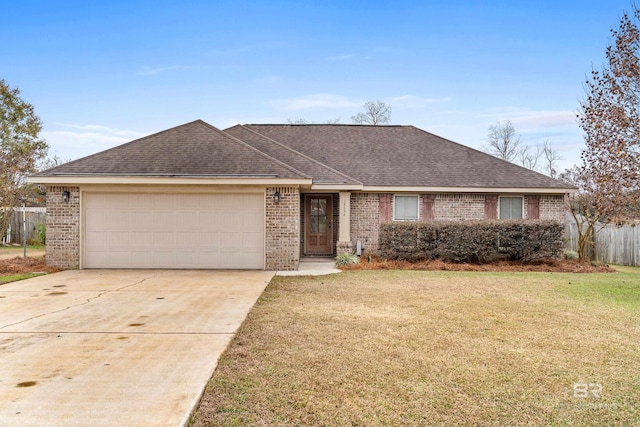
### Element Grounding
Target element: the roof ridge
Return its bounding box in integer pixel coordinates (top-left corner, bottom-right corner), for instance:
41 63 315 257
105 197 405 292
35 120 208 176
247 123 407 128
198 122 312 180
237 125 362 185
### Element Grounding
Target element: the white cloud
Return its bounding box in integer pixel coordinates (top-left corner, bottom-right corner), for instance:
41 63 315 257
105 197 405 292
272 94 362 111
511 110 577 128
42 123 145 161
481 108 577 129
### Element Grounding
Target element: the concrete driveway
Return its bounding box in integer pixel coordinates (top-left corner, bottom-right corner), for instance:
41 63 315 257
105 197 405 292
0 269 273 426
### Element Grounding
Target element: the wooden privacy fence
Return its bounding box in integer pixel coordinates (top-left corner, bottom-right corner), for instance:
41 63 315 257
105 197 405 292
565 221 640 266
2 208 46 245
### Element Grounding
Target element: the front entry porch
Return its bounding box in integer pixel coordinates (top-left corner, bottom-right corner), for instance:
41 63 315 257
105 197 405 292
300 192 352 258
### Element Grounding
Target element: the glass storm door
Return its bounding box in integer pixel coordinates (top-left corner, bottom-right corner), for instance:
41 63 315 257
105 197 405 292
305 195 333 254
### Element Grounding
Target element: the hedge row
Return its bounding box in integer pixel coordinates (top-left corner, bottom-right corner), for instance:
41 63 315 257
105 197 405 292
379 220 564 263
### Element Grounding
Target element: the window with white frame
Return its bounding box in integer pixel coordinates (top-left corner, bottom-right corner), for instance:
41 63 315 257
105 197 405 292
499 196 523 219
394 195 419 221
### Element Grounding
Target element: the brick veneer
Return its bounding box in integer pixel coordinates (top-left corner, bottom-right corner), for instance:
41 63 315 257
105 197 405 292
433 194 485 220
46 186 80 269
265 187 300 270
538 195 565 220
350 192 381 254
349 192 566 255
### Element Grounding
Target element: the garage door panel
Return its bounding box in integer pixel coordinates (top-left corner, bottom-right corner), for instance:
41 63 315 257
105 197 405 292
107 231 130 248
84 192 264 269
154 232 176 248
174 232 202 249
86 211 108 228
86 251 131 268
243 211 264 232
242 232 263 249
197 232 220 249
130 211 151 228
130 231 154 247
180 212 200 231
85 231 108 248
137 194 171 210
152 212 177 229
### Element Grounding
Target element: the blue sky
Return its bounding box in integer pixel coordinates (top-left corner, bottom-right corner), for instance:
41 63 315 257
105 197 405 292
2 0 635 171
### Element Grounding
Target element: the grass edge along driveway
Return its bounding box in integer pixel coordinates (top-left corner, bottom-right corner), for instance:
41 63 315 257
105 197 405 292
191 267 640 427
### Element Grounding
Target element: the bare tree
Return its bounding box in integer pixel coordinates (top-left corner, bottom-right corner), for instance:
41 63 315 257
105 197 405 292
485 121 562 176
351 100 391 125
287 117 341 124
485 120 522 162
287 118 309 124
559 166 604 260
541 140 563 177
578 6 640 226
517 145 542 171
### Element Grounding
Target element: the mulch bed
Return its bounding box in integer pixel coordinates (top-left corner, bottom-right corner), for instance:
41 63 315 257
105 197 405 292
0 256 61 275
341 256 616 273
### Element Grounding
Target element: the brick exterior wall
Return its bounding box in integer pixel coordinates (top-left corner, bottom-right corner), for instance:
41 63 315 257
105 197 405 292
336 241 353 256
433 194 486 220
350 192 381 254
348 192 567 255
46 186 80 269
265 187 300 270
539 195 565 221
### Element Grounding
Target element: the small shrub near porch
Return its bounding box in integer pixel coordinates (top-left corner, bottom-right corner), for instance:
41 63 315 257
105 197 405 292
379 220 564 263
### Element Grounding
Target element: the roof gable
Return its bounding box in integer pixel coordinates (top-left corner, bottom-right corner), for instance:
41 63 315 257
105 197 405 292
36 120 306 179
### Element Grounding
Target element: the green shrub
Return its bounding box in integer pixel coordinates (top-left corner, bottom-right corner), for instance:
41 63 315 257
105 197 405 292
380 220 564 263
564 250 579 260
335 252 360 267
31 223 46 245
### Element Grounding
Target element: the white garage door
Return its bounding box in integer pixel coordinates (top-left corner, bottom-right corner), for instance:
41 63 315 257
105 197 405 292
84 192 264 269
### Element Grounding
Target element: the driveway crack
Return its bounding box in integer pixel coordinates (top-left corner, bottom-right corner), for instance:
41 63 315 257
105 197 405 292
0 275 156 330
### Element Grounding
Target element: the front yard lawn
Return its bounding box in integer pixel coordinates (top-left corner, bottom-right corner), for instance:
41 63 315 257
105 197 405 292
0 272 46 285
191 267 640 426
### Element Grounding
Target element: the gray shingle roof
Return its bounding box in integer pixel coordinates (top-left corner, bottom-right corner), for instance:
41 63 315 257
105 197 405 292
225 125 360 185
242 124 573 189
36 120 306 179
36 120 574 191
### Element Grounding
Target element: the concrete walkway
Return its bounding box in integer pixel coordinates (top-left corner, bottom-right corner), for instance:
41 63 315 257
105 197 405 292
277 258 342 276
0 270 273 426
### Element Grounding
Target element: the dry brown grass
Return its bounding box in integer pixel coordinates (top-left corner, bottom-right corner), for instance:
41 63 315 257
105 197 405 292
191 269 640 426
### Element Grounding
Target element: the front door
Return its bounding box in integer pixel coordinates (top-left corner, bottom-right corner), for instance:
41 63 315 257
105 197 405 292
305 195 333 254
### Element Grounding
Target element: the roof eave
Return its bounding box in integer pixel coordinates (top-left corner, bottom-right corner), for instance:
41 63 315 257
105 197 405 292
361 186 577 194
27 175 312 186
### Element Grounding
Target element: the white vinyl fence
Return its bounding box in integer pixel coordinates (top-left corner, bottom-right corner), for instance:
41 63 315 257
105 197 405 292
566 221 640 266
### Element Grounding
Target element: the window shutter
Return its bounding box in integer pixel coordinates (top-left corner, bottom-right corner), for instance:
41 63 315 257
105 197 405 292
527 195 540 219
379 193 392 222
484 195 498 219
421 194 435 221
